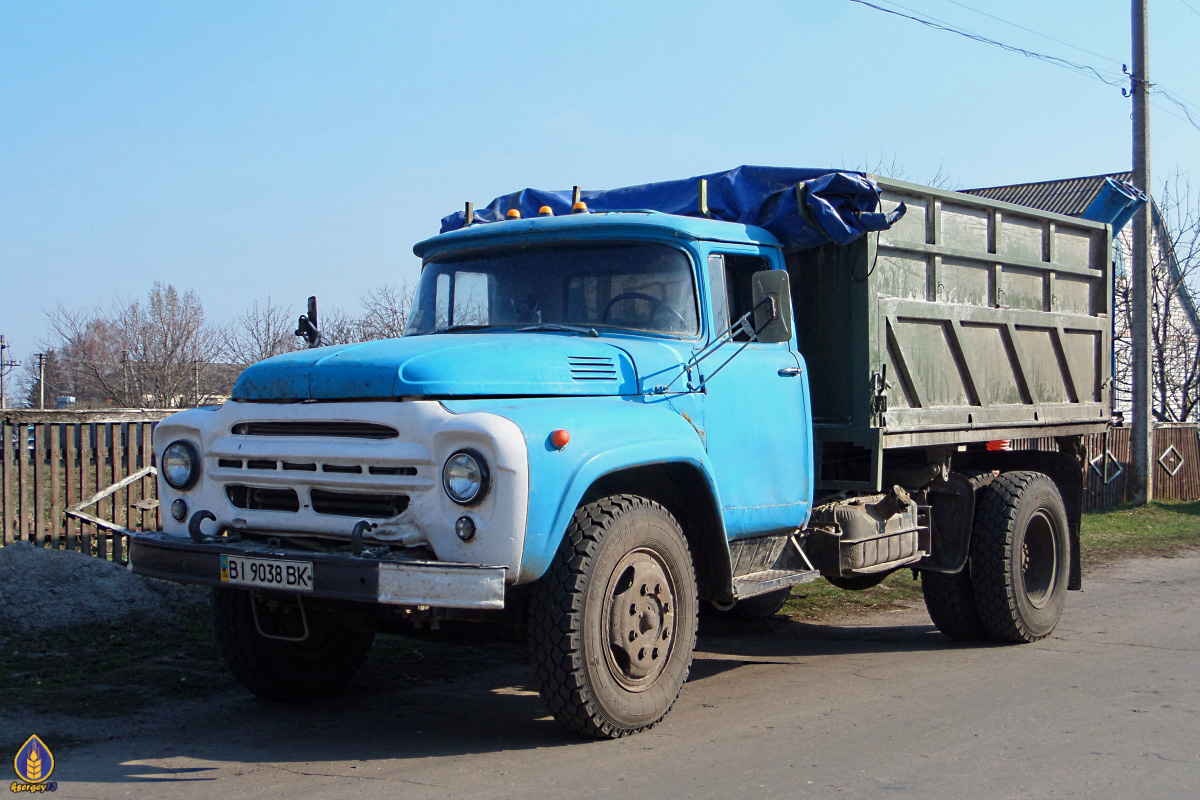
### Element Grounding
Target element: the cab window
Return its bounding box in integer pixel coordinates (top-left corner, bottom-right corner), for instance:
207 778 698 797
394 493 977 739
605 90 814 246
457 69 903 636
708 253 769 341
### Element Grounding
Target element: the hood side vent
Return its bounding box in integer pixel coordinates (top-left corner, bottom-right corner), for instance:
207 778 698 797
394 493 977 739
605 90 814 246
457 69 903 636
568 356 618 382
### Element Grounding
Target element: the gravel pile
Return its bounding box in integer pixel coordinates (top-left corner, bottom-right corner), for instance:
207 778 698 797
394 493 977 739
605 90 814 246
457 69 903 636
0 542 207 631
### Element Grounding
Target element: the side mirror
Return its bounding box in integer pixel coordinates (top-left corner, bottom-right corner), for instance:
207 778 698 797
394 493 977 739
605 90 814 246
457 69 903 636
751 270 793 344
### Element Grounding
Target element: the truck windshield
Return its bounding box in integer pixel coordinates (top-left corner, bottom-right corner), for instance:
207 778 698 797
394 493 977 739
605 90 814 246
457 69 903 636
406 242 699 337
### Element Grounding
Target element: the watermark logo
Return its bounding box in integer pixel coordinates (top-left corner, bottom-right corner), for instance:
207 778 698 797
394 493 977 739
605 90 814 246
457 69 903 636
10 735 56 793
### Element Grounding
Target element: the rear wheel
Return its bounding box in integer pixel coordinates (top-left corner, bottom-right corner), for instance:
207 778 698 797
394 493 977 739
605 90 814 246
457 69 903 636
529 495 698 738
969 472 1069 643
212 589 375 700
922 568 986 640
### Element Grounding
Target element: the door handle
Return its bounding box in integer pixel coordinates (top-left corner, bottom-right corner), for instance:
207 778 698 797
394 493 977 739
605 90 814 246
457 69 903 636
777 367 803 377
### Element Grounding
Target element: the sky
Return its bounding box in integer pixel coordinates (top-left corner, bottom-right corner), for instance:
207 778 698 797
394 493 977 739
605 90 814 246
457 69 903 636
3 0 1199 361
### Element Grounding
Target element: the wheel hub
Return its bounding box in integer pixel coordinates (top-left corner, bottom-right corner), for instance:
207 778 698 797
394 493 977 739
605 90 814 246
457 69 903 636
604 549 676 691
1020 509 1059 609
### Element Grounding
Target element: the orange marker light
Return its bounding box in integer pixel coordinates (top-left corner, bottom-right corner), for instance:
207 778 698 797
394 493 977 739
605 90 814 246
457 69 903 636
551 429 571 449
506 209 521 219
571 201 588 214
538 205 553 216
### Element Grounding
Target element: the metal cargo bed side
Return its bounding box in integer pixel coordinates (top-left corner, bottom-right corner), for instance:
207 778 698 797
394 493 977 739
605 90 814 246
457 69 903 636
789 176 1112 492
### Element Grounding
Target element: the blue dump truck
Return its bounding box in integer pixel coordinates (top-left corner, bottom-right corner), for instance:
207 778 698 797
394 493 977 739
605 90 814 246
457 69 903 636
129 166 1139 738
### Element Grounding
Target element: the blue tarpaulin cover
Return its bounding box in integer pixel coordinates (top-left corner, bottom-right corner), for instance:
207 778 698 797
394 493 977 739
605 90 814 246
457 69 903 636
1081 176 1147 234
440 165 906 252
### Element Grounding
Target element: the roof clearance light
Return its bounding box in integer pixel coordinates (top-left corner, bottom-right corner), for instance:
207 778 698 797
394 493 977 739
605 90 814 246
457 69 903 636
538 206 553 216
571 201 588 214
506 209 521 219
550 429 570 449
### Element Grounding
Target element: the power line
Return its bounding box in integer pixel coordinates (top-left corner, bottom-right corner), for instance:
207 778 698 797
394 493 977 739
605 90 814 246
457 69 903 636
846 0 1127 88
1151 98 1194 127
846 0 1200 133
1153 90 1200 129
1179 0 1200 19
934 0 1123 67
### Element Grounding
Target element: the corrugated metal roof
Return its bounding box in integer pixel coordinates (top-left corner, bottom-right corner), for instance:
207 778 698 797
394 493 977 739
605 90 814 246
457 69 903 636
963 172 1133 217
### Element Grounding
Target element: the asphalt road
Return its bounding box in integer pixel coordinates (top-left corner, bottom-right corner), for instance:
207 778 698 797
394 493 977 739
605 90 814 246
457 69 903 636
42 552 1200 798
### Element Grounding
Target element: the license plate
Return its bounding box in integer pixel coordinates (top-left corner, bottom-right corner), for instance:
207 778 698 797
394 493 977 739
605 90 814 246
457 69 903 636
220 554 313 591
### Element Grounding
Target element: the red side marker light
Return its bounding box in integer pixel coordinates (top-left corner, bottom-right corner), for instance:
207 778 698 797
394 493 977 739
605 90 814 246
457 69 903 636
551 429 570 449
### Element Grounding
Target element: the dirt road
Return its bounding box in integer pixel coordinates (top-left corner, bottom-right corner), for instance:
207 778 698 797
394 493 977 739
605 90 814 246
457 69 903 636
19 552 1200 799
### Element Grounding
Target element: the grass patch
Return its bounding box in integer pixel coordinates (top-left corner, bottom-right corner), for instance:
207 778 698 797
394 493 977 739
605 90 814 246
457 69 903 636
0 616 226 720
783 571 923 620
1081 499 1200 564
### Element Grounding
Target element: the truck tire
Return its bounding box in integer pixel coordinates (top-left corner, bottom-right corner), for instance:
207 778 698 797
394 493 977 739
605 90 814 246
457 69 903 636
709 588 792 620
969 471 1070 643
529 494 698 738
212 588 375 701
921 568 986 640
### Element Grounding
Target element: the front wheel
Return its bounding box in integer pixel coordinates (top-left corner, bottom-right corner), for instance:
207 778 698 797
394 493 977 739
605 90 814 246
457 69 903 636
529 495 698 738
212 589 375 700
969 472 1070 643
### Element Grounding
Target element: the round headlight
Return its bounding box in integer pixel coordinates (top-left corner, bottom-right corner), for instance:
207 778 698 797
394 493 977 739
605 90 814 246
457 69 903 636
162 440 200 490
442 450 489 506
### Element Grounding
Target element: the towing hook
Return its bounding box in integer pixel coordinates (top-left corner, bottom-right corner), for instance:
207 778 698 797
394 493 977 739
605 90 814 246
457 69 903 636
188 510 218 543
350 520 376 557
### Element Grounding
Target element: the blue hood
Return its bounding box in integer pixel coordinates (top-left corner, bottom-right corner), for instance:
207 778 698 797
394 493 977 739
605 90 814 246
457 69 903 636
231 335 645 401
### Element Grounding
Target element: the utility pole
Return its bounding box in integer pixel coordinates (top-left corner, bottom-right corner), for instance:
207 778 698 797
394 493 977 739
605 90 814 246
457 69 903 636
35 353 46 410
0 336 21 410
1130 0 1154 505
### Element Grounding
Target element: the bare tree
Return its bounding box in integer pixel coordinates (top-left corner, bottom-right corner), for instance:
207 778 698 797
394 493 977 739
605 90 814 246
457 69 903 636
842 152 959 190
312 305 361 346
359 282 415 340
1113 170 1200 422
46 283 226 408
221 297 300 366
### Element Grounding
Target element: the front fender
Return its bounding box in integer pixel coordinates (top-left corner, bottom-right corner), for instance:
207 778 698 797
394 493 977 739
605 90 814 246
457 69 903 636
442 396 725 583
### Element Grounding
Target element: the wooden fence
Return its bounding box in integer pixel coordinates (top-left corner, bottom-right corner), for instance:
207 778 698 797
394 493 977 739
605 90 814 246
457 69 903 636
1 409 173 563
1012 424 1200 510
1 410 1197 564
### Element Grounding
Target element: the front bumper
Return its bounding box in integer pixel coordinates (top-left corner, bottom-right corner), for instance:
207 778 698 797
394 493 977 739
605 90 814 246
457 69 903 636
128 532 507 609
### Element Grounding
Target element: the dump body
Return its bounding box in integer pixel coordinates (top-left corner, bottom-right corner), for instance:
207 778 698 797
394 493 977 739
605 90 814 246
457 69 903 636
791 177 1112 491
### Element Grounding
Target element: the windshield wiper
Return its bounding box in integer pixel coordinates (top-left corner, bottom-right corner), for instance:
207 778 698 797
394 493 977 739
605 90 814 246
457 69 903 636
516 323 599 337
423 324 498 335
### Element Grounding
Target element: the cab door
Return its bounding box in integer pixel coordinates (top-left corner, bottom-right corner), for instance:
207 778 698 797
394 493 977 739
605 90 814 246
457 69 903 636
700 248 813 538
